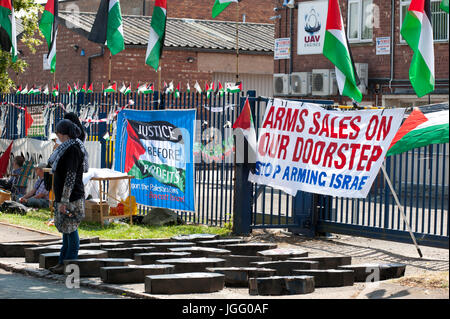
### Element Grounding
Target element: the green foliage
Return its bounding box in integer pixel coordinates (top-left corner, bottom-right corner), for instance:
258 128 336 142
0 0 43 93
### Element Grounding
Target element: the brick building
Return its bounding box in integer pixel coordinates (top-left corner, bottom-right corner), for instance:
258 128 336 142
12 1 277 96
273 0 449 106
58 0 276 23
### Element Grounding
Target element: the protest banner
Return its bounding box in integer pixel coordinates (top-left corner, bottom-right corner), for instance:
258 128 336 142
248 99 405 198
114 109 196 211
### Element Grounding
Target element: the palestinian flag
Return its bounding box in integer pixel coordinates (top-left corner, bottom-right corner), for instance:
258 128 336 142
387 107 449 156
174 82 181 98
52 84 59 97
43 84 49 95
145 0 166 71
28 86 41 95
217 81 225 96
186 82 190 93
441 0 449 13
88 0 125 56
120 83 131 95
0 0 18 62
232 97 257 153
226 81 242 93
20 85 28 95
401 0 435 98
73 82 80 94
194 81 202 93
124 119 186 192
104 82 117 94
323 0 362 102
39 0 58 73
24 106 33 136
165 81 174 94
15 85 21 94
81 83 87 93
212 0 238 19
67 83 72 94
87 83 93 93
207 81 214 98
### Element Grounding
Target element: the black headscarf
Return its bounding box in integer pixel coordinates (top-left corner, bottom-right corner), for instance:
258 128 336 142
55 119 81 139
64 112 86 142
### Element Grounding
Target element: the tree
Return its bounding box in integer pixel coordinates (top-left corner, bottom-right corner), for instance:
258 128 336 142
0 0 43 93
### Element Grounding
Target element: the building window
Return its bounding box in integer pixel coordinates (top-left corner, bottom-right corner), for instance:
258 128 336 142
400 0 449 42
347 0 374 42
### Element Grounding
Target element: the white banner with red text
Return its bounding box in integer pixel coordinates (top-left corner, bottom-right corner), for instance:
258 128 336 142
248 99 405 198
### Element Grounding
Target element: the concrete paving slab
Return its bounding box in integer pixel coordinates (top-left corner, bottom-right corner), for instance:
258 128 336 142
289 255 352 269
293 269 355 287
249 275 315 296
168 246 231 258
100 265 175 284
156 257 226 273
250 260 320 275
206 267 277 287
218 243 278 256
257 248 309 261
133 252 192 265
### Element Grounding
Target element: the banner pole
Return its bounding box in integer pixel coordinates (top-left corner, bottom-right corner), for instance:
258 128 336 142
380 163 423 258
108 51 112 85
235 1 240 82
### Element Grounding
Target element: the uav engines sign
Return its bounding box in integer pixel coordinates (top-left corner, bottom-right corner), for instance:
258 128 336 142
297 1 328 55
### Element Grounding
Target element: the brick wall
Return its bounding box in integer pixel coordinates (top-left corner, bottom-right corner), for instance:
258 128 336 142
60 0 278 23
274 0 449 103
11 22 266 92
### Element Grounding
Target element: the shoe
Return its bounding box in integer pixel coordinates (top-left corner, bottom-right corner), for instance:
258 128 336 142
49 263 65 274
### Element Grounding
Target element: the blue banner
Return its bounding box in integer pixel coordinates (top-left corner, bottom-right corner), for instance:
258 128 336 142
115 109 196 211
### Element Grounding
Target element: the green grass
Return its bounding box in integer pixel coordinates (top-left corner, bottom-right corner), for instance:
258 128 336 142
0 209 232 240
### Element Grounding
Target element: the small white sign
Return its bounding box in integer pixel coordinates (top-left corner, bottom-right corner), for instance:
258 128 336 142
274 38 291 60
376 37 391 55
297 1 328 55
43 54 50 70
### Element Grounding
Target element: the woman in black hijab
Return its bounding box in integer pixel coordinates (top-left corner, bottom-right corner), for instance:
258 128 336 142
64 112 86 142
47 119 89 274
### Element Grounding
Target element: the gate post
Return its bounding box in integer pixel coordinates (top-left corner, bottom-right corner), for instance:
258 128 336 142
288 192 320 237
232 91 255 235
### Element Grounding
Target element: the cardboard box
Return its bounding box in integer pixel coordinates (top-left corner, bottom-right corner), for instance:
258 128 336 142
84 199 109 223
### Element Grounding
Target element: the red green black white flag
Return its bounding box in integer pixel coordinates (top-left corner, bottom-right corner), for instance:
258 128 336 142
0 0 18 62
39 0 58 73
401 0 435 98
146 0 166 71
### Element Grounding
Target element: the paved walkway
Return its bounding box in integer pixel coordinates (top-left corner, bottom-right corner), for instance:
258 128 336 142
0 222 448 299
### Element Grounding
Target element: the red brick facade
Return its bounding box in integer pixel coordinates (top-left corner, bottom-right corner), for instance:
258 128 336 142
60 0 277 23
274 0 449 105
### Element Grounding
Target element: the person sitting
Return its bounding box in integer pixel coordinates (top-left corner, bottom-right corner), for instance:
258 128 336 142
0 156 27 199
18 163 49 209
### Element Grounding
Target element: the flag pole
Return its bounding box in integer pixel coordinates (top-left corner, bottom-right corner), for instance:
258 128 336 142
158 66 161 108
235 1 240 83
108 51 112 84
380 163 423 258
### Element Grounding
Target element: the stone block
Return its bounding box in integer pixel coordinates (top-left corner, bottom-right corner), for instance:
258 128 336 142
197 239 245 248
257 248 309 261
99 242 128 249
24 245 62 263
39 250 108 269
79 237 100 244
338 263 406 282
0 243 40 257
100 265 175 284
289 256 352 269
250 260 319 276
139 242 195 252
133 252 192 265
79 243 102 250
63 258 134 277
145 272 225 294
104 247 155 259
249 276 315 296
168 246 231 258
156 257 226 273
171 234 219 242
206 267 277 287
292 269 355 287
223 255 271 267
218 243 278 256
99 238 173 247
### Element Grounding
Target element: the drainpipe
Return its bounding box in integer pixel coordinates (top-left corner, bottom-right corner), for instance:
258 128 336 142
87 46 105 86
389 0 395 93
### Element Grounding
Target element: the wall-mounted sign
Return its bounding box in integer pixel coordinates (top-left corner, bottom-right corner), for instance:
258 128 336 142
274 38 291 60
297 1 328 55
376 37 391 55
